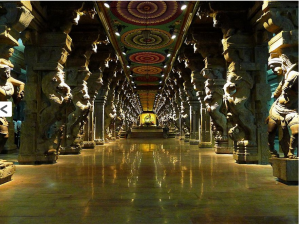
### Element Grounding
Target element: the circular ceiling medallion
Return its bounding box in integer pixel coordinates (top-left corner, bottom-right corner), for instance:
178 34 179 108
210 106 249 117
121 28 173 50
135 76 159 82
129 52 165 64
132 66 163 75
110 1 181 26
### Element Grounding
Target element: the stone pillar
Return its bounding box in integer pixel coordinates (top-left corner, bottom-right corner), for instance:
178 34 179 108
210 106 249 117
94 96 106 145
18 2 87 164
60 31 101 154
189 100 200 145
198 93 214 148
0 2 33 154
0 2 33 183
82 71 103 149
258 1 298 179
83 41 112 147
204 2 271 163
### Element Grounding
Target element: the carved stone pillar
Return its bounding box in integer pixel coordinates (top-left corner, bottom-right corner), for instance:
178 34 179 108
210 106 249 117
18 32 73 164
83 42 111 147
190 27 229 151
188 99 200 145
0 2 33 183
258 1 298 179
205 2 271 163
60 31 101 154
94 96 106 145
18 2 86 164
0 2 34 154
94 54 116 144
202 57 233 153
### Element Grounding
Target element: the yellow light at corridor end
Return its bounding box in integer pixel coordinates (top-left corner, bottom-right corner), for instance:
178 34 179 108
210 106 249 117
139 113 157 126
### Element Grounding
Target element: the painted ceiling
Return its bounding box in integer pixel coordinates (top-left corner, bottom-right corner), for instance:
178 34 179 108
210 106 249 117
97 1 195 112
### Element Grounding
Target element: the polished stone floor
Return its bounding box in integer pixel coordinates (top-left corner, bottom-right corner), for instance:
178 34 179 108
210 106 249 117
0 138 298 224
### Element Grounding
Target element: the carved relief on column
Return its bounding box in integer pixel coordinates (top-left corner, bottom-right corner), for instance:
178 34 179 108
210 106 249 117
190 27 229 151
114 78 125 139
258 1 298 180
201 57 232 153
19 31 73 164
82 42 110 148
96 53 117 143
179 45 211 146
173 62 190 142
205 1 271 163
0 2 33 157
60 31 102 154
18 3 86 164
104 61 122 142
222 33 259 163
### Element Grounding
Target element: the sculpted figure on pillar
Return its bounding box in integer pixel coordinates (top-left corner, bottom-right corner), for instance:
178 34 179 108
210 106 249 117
267 53 298 159
258 1 298 161
0 64 25 152
209 2 261 162
40 70 72 156
62 80 91 153
202 63 227 142
18 2 89 164
189 22 229 151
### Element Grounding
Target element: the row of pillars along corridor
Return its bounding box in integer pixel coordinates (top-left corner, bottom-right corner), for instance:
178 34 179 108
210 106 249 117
0 135 298 224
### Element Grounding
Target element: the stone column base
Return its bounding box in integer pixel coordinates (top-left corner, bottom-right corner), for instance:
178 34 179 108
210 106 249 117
59 146 81 155
233 144 258 164
95 139 104 145
2 143 18 154
82 141 95 149
215 141 233 154
269 158 298 182
190 139 199 145
18 154 58 164
215 147 233 154
198 142 214 148
0 160 15 185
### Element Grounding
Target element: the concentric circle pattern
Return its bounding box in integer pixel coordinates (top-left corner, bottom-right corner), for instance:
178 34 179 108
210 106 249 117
111 1 181 26
121 28 173 50
132 66 162 75
129 52 165 64
135 76 159 82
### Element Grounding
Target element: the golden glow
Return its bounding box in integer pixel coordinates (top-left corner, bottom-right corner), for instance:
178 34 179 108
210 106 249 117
139 113 157 125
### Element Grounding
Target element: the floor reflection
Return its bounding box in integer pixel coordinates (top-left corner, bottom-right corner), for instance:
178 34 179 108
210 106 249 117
0 139 298 224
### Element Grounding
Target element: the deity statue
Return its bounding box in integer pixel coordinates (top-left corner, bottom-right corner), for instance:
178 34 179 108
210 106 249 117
0 64 24 152
266 53 298 159
144 113 152 124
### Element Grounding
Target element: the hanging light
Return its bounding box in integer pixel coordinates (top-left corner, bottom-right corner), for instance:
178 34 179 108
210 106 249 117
165 49 171 57
180 2 187 10
122 47 128 55
115 25 123 36
104 1 110 8
127 61 131 68
169 26 176 39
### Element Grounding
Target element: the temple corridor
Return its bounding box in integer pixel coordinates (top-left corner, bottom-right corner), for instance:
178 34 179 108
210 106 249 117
0 138 298 224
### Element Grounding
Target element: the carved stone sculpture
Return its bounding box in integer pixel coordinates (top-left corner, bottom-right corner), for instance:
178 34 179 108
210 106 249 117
39 70 72 156
267 53 298 159
61 81 91 154
201 62 231 153
0 64 25 152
